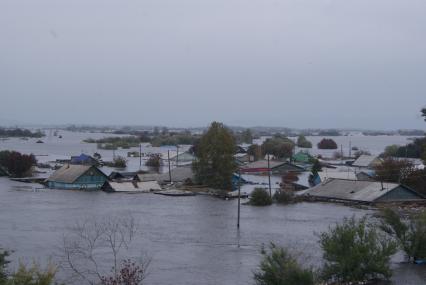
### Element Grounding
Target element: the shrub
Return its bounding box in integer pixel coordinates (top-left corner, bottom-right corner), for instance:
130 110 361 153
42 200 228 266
380 208 426 262
273 189 294 204
100 259 148 285
317 139 338 150
250 188 272 206
145 154 161 168
319 216 397 284
297 135 312 148
0 151 36 177
253 243 315 285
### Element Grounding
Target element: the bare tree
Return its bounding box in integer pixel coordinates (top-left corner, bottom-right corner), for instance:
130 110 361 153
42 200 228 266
60 215 149 285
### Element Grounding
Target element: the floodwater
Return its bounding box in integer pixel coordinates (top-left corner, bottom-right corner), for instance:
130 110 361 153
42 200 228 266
0 131 425 284
0 179 425 284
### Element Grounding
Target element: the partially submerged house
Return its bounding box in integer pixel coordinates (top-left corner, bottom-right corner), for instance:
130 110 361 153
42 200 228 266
102 181 161 193
352 155 382 169
303 178 424 204
47 164 108 190
241 160 305 174
292 151 314 164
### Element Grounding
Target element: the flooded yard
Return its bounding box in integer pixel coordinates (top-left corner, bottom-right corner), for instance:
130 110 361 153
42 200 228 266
0 178 425 284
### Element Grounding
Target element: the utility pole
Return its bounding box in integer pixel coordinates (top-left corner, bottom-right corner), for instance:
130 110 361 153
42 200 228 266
341 144 343 164
349 140 352 158
176 145 179 167
139 143 142 168
168 150 172 183
267 154 272 197
237 169 241 229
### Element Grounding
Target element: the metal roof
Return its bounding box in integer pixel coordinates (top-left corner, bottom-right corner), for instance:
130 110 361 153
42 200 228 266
160 166 194 182
352 155 381 167
318 170 357 181
47 164 105 183
304 178 412 202
242 160 287 170
107 181 161 192
137 173 161 182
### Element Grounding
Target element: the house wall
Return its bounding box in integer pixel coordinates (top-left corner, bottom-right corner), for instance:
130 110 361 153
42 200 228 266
375 186 423 202
48 168 107 190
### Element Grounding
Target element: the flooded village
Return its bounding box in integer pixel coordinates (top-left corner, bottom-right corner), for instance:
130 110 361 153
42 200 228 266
2 1 426 284
0 125 426 284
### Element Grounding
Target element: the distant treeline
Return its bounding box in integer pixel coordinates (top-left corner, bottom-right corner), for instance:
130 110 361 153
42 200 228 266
83 132 200 149
0 128 44 138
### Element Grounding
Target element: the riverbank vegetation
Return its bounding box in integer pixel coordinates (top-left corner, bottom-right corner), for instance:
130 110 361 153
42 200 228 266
256 216 399 285
0 128 44 138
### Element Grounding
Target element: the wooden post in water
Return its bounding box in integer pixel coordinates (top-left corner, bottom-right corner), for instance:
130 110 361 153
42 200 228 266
267 154 272 197
237 169 241 229
176 145 179 167
139 143 142 168
168 150 172 183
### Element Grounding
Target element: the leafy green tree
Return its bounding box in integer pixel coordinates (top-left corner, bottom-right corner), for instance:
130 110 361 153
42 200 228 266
319 216 397 284
380 208 426 262
422 107 426 121
373 157 414 183
253 243 315 285
192 122 236 190
250 188 273 206
382 145 399 157
261 137 295 159
296 135 312 148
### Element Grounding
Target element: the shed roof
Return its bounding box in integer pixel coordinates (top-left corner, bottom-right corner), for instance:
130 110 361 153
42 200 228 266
137 173 161 182
47 164 106 183
106 181 161 192
352 155 381 168
160 166 194 182
318 170 357 181
304 178 422 202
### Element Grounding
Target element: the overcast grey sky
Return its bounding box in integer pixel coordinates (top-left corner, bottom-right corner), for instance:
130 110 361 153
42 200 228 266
1 0 425 129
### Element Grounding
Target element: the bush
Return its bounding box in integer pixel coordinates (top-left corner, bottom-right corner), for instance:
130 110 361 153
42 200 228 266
319 216 397 284
253 243 314 285
0 151 36 177
273 189 294 204
250 188 272 206
317 139 338 150
297 135 312 148
145 154 161 168
380 208 426 262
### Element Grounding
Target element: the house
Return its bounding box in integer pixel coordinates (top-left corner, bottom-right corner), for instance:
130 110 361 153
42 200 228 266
303 178 424 204
159 166 194 183
292 151 314 164
102 181 161 193
352 155 382 169
47 164 108 190
317 170 357 183
234 153 252 164
356 170 375 181
70 154 99 166
241 160 305 174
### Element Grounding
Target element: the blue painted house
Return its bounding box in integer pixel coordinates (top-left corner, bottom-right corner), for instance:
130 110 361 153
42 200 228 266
47 164 108 190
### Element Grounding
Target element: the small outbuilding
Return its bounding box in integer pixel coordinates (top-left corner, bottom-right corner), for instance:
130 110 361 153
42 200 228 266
242 160 305 174
303 178 424 204
352 155 382 169
47 164 108 190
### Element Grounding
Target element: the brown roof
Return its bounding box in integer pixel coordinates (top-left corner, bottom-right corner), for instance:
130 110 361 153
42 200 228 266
47 164 105 183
